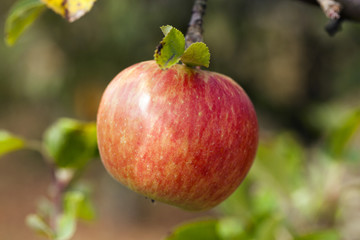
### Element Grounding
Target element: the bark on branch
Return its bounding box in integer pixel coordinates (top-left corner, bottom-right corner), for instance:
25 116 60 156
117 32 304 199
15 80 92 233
185 0 207 48
317 0 342 19
296 0 360 35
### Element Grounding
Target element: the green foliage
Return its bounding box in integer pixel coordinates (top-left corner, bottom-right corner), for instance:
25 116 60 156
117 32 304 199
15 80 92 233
165 220 221 240
0 130 25 157
27 184 95 240
165 216 283 240
1 118 97 239
4 0 45 46
26 214 55 239
56 189 95 240
181 42 210 68
43 118 98 169
67 184 96 221
154 25 185 70
253 133 305 195
154 25 211 69
168 123 360 239
326 109 360 159
216 217 247 239
295 230 340 240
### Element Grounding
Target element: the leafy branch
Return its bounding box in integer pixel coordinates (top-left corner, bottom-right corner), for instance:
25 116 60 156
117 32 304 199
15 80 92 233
0 118 97 240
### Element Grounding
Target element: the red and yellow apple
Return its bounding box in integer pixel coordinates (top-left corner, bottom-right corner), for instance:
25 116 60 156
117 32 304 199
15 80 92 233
97 60 258 211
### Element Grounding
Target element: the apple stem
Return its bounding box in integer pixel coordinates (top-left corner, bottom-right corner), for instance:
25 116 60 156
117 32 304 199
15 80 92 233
185 0 207 48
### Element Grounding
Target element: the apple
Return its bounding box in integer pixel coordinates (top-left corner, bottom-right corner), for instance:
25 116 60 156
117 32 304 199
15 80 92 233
97 60 258 211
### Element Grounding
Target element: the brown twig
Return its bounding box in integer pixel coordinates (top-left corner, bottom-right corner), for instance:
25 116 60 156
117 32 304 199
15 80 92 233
295 0 345 35
325 17 344 36
317 0 342 19
185 0 207 48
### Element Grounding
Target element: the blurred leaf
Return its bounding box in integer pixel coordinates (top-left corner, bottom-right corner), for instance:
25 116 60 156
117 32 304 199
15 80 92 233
181 42 210 68
220 169 280 219
295 230 340 240
76 195 95 221
252 133 305 195
26 214 54 239
56 212 76 240
0 130 26 157
154 25 185 70
42 0 97 22
69 184 96 221
326 109 360 159
43 118 98 169
220 178 254 217
252 187 279 216
304 104 349 133
253 215 281 240
56 190 90 240
37 197 54 219
165 220 221 240
217 217 247 240
4 0 46 46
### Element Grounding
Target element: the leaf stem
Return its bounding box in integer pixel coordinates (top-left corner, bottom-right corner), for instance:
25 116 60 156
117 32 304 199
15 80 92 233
49 166 74 231
185 0 207 48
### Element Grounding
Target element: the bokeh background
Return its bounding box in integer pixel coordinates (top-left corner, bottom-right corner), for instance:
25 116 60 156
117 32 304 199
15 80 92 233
1 0 360 239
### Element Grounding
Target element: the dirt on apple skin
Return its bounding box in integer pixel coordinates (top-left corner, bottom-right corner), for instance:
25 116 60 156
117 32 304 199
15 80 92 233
97 60 258 211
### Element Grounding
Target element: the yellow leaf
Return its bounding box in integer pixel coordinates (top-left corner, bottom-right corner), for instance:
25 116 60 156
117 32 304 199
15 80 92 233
41 0 96 22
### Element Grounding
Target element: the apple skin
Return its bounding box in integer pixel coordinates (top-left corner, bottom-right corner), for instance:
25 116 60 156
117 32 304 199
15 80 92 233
97 60 258 211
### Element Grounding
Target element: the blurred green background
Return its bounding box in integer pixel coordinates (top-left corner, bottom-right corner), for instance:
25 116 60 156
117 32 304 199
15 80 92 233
0 0 359 239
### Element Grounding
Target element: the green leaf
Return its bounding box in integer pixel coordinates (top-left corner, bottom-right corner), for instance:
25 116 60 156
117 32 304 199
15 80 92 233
181 42 210 68
76 195 96 221
253 215 282 240
326 109 360 158
37 197 54 219
56 191 83 240
219 177 254 218
217 217 247 240
56 212 77 240
161 25 173 36
4 0 46 46
70 184 96 221
295 230 340 240
43 118 98 169
154 25 186 70
165 219 221 240
252 133 305 195
26 214 55 239
0 130 25 157
55 188 94 240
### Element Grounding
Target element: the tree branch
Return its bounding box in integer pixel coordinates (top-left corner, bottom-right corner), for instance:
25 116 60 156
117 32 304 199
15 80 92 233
317 0 342 19
185 0 207 48
295 0 352 35
296 0 360 21
325 17 344 36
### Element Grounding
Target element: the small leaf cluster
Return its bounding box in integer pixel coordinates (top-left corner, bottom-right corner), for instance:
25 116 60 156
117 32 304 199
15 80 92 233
26 185 95 240
0 118 98 240
154 25 210 70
